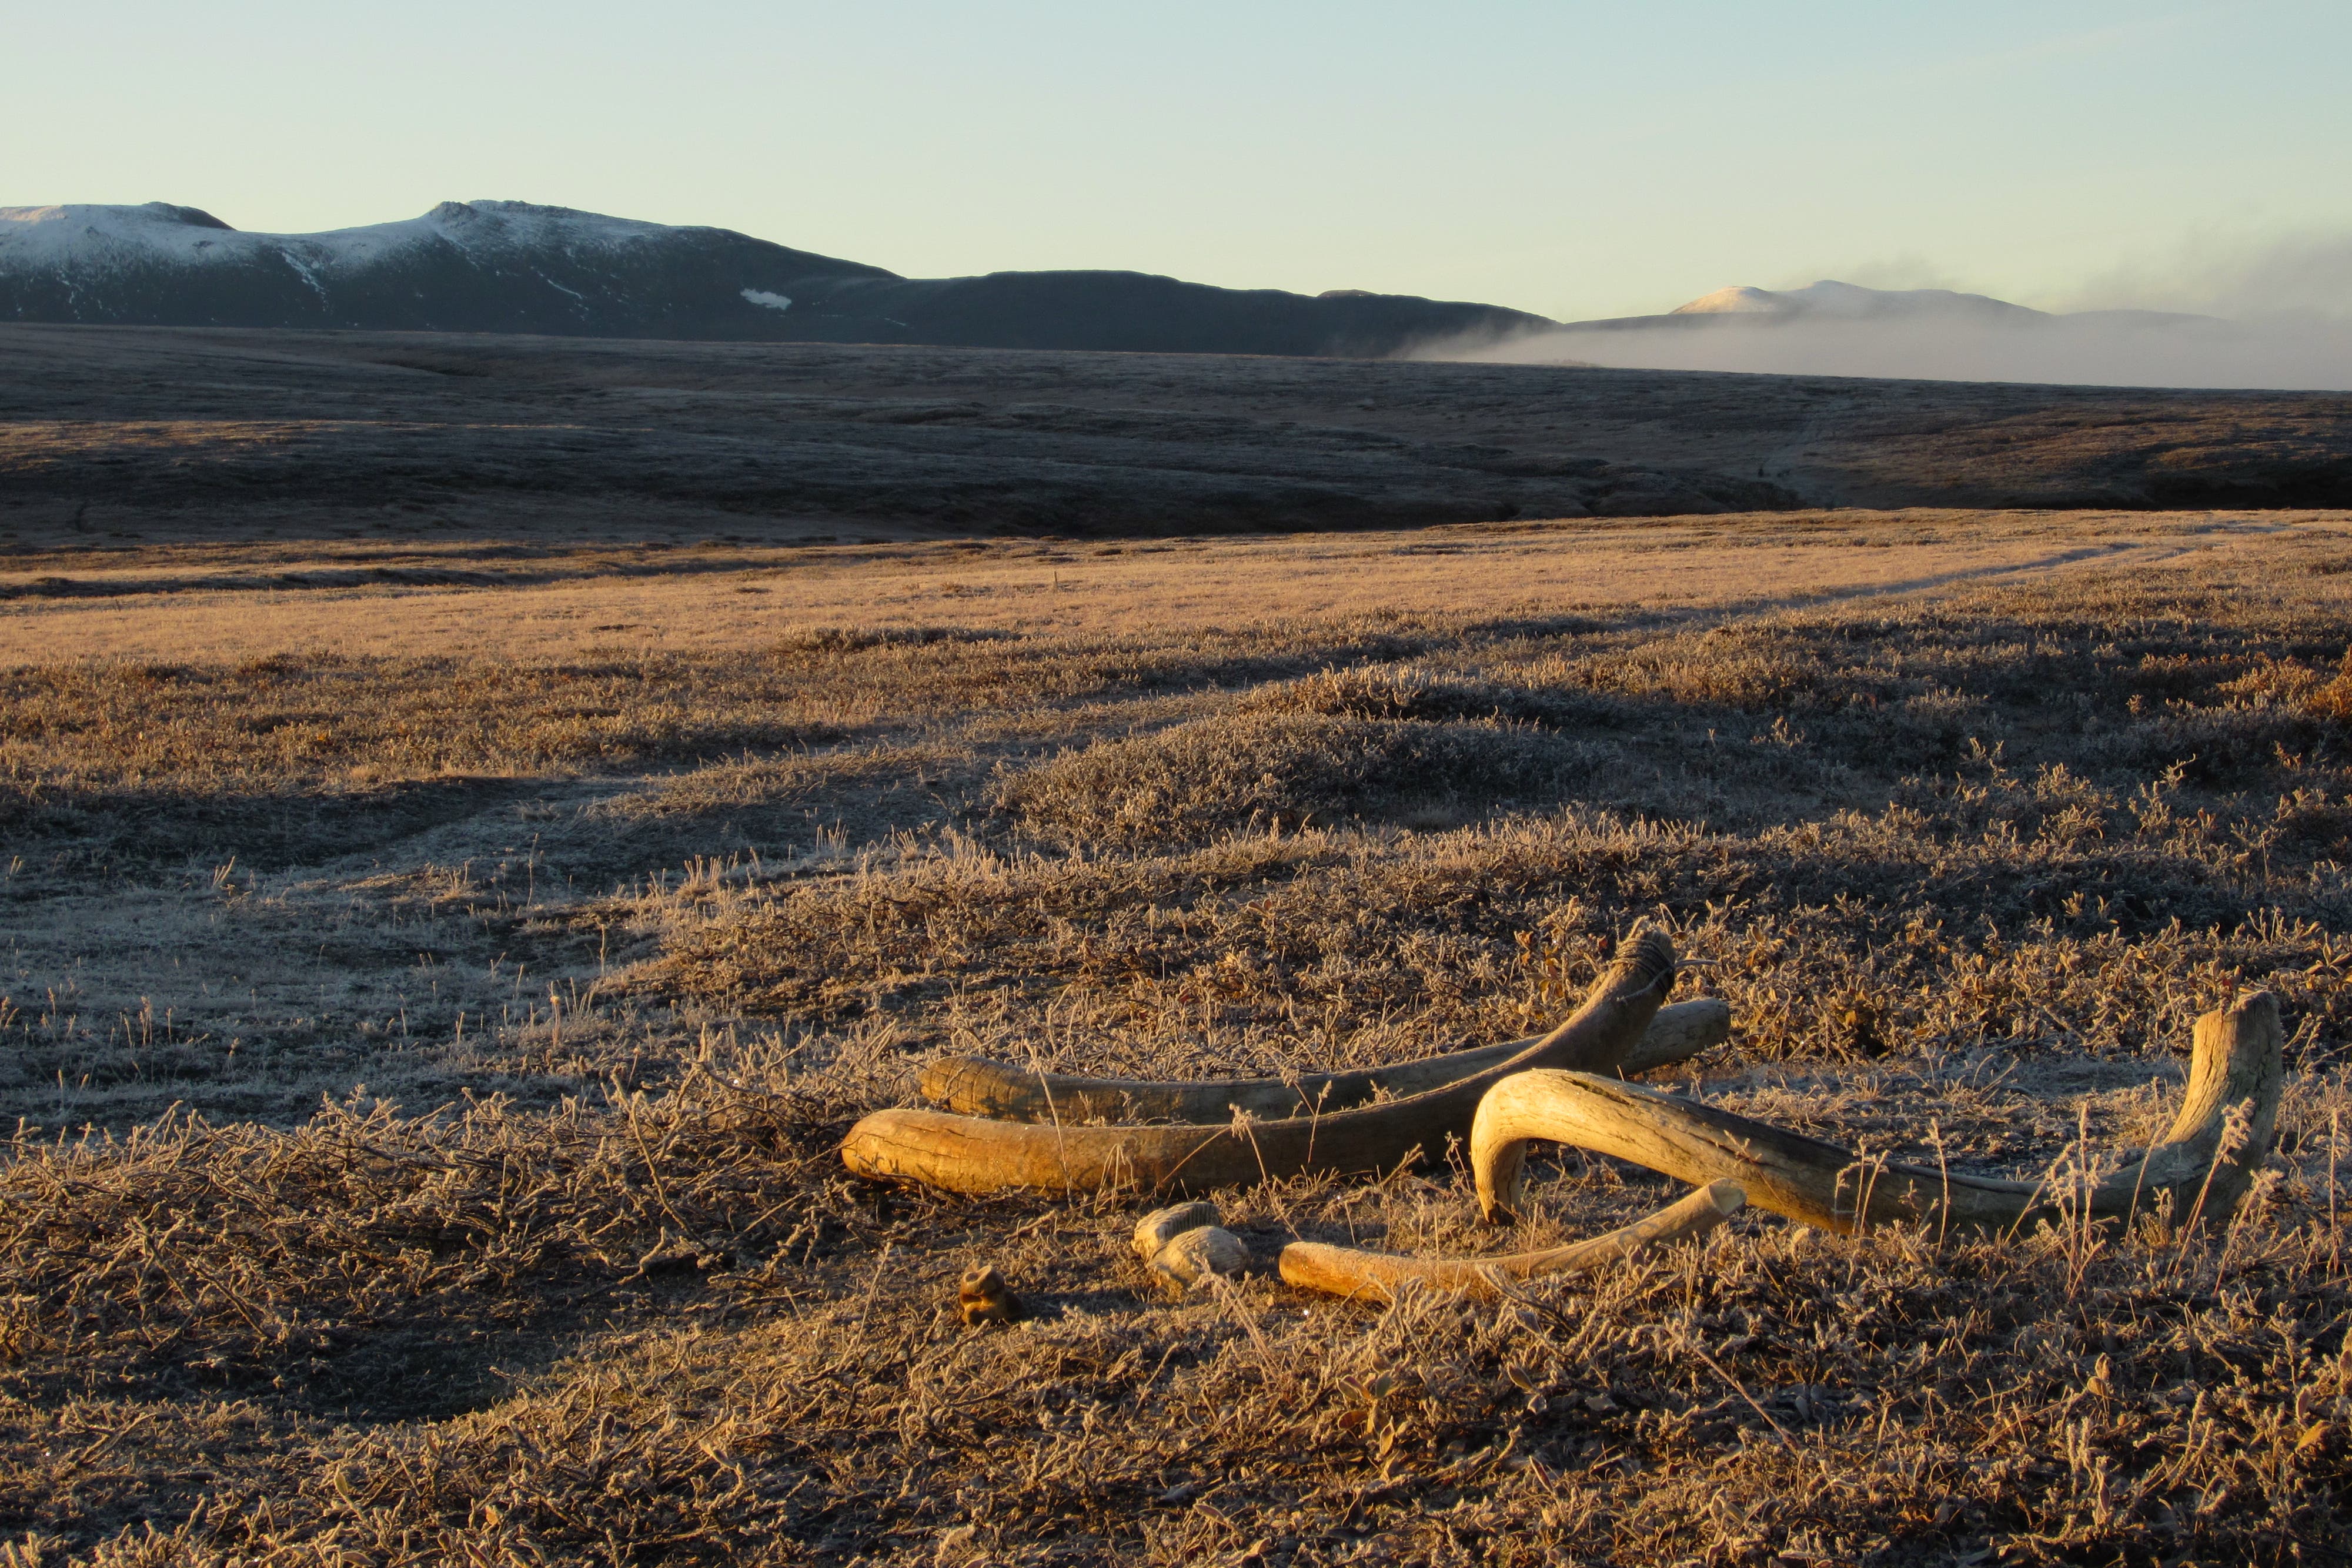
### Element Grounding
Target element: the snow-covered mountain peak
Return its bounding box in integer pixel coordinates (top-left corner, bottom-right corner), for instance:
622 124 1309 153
1 202 245 264
1670 285 1792 315
0 198 904 336
418 200 707 249
1 202 233 232
0 200 750 275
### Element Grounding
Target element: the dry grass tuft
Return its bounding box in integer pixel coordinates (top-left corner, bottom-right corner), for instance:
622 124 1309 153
1236 664 1558 726
989 708 1605 847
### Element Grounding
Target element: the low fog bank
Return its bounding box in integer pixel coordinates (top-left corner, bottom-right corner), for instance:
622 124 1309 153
1421 315 2352 391
2066 231 2352 326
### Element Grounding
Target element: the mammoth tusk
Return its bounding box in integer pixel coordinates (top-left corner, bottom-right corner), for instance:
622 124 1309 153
1279 1179 1745 1303
921 998 1732 1124
841 928 1679 1197
1474 991 2286 1236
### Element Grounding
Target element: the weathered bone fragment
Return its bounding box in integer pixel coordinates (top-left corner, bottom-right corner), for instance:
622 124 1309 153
957 1263 1020 1326
1148 1225 1251 1292
1278 1179 1745 1303
1474 991 2286 1235
921 998 1730 1124
841 929 1678 1197
1133 1201 1221 1259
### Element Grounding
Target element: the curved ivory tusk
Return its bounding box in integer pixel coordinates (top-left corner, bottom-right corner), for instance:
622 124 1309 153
921 998 1731 1124
1474 991 2286 1235
1279 1179 1745 1303
841 929 1679 1197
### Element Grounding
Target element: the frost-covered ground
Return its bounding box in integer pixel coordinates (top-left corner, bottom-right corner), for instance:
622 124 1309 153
5 513 2352 1563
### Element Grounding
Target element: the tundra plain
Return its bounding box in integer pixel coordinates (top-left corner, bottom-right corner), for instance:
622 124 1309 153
5 324 2352 557
5 497 2352 1564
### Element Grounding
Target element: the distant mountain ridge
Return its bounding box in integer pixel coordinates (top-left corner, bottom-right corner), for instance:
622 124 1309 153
1565 278 2216 332
4 206 2258 378
0 200 1549 357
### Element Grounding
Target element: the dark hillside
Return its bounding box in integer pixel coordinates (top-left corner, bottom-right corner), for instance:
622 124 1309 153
0 201 1546 357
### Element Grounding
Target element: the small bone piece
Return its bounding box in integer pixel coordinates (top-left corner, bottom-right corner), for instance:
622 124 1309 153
1133 1201 1221 1260
957 1263 1020 1326
1278 1180 1745 1303
1148 1225 1250 1292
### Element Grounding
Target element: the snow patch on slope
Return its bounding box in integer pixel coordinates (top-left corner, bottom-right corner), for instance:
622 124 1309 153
278 248 329 303
740 289 791 311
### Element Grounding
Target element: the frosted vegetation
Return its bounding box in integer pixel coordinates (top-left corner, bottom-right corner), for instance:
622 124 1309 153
2 511 2351 1561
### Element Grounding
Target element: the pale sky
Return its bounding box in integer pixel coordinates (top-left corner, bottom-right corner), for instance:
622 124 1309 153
11 1 2349 321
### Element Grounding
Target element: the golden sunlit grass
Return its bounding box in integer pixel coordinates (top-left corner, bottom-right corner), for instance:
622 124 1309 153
0 508 2293 665
4 510 2352 1564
